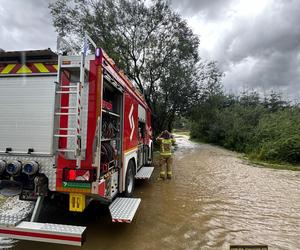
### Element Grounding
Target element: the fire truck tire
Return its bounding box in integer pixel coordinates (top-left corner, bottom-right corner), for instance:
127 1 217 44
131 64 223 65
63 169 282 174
124 160 135 197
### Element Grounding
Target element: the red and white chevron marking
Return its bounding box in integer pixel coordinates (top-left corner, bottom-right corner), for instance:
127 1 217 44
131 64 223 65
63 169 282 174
112 219 131 223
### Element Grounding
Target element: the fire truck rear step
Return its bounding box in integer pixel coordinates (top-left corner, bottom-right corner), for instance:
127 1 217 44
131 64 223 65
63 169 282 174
0 220 86 246
109 198 141 223
0 214 27 227
135 166 154 179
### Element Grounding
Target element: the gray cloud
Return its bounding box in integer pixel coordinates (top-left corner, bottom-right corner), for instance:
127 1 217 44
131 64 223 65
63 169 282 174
171 0 300 98
0 0 56 51
218 0 300 97
0 0 299 99
171 0 234 18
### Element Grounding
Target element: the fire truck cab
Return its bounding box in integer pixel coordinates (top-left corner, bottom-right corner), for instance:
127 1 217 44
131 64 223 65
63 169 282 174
0 42 154 245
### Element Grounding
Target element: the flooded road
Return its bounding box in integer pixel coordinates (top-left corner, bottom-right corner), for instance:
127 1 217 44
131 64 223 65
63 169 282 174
6 135 300 249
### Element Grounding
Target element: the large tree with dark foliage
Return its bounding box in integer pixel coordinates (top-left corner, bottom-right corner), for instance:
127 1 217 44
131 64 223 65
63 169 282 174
49 0 200 133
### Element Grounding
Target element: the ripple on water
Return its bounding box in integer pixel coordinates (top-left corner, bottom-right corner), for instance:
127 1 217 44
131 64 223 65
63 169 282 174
170 136 300 249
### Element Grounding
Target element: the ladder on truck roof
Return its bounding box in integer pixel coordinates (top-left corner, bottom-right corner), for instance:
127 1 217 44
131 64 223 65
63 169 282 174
54 53 86 168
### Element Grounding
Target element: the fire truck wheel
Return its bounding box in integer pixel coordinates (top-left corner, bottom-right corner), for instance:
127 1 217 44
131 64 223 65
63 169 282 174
125 160 135 197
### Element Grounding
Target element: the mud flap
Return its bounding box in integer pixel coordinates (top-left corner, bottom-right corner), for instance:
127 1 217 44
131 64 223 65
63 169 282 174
109 197 141 223
0 215 86 246
0 180 22 196
135 166 154 180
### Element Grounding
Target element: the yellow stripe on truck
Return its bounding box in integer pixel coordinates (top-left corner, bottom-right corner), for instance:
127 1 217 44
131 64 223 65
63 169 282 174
1 64 16 74
34 63 49 73
53 64 58 71
17 65 32 74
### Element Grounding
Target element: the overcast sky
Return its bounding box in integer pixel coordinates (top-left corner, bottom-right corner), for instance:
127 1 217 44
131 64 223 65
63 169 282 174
0 0 299 99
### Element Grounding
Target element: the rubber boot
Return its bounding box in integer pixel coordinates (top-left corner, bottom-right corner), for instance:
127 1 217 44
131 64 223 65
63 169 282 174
159 171 166 180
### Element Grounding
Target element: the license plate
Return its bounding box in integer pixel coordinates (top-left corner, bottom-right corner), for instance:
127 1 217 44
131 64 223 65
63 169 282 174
69 193 86 212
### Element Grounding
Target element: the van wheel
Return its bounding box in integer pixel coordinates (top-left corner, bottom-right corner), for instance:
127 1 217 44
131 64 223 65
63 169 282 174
125 161 135 197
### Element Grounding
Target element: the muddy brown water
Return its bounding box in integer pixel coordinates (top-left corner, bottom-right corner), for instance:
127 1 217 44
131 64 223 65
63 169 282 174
6 136 300 249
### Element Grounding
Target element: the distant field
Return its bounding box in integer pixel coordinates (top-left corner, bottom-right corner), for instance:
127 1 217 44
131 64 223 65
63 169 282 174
172 129 190 136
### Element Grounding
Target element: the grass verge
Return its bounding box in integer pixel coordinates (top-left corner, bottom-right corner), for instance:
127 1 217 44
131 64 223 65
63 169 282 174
172 129 190 137
189 135 300 171
244 156 300 171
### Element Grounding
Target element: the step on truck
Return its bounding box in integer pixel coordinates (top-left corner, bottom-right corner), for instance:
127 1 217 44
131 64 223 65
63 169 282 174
0 38 154 246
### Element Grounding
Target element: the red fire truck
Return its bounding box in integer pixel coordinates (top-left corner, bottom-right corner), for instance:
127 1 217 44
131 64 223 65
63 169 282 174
0 40 154 245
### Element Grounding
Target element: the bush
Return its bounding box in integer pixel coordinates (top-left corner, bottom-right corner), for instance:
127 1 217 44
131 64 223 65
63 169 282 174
190 90 300 165
257 136 300 163
252 110 300 164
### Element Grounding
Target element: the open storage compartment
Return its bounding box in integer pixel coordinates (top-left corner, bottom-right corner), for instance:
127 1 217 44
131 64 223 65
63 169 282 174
99 76 123 198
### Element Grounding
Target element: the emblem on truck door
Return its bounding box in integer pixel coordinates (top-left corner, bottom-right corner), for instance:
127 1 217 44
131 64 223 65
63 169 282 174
129 104 135 141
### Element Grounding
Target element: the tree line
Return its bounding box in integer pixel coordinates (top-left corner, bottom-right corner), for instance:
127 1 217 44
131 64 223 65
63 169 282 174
189 86 300 165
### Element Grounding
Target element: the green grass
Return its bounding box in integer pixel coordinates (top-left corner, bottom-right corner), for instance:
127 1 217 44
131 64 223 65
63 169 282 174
173 129 300 171
244 156 300 171
189 137 203 144
172 129 190 137
190 137 300 172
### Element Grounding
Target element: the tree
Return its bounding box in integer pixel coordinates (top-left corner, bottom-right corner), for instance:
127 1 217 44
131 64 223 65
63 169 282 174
239 89 260 107
189 61 224 140
49 0 200 133
263 90 289 112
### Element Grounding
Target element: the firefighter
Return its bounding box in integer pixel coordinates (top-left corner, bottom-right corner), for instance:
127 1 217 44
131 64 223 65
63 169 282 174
156 130 176 179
